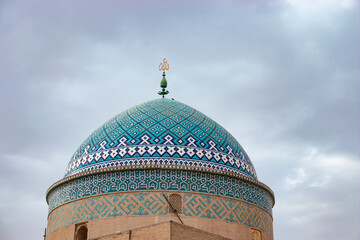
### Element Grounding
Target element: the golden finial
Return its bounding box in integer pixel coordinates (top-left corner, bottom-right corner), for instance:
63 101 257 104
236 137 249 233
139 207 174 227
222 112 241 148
159 58 169 72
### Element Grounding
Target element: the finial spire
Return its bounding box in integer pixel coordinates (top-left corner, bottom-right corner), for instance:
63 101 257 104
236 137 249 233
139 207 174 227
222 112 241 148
158 58 169 98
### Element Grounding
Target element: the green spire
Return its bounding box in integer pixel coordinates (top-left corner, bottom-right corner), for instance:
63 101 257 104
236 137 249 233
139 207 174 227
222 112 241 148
160 72 167 88
158 72 169 98
158 58 169 98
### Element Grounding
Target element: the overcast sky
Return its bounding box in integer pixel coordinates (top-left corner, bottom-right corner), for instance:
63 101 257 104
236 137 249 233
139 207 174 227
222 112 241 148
0 0 359 239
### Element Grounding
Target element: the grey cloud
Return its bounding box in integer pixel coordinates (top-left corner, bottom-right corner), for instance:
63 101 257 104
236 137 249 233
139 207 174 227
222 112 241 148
0 1 359 240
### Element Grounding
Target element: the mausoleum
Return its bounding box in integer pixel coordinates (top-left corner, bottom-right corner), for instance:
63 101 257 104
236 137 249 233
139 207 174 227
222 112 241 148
45 60 275 240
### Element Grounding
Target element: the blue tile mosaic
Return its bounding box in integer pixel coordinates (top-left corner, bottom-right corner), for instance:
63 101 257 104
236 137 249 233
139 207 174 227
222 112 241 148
48 169 273 214
65 98 257 179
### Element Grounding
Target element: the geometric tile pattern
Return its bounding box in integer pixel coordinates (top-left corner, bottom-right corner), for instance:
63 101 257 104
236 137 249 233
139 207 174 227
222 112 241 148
47 192 273 236
47 169 274 214
64 98 257 179
47 192 168 234
183 194 273 236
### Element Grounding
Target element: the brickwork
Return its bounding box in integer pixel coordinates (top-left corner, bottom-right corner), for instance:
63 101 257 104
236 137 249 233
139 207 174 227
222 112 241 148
46 224 75 240
47 192 272 236
86 221 231 240
94 232 130 240
46 213 272 240
131 222 170 240
170 222 230 240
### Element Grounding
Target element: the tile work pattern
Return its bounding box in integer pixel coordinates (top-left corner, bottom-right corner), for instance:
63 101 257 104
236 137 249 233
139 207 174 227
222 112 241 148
183 194 273 236
64 98 257 179
47 192 273 236
47 192 168 234
47 169 273 213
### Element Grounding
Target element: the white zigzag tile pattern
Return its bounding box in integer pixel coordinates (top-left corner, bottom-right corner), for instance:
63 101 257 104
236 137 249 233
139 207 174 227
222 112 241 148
66 144 256 178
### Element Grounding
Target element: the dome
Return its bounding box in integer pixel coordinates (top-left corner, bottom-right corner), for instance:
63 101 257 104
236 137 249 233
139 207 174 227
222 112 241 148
46 62 275 240
64 98 257 180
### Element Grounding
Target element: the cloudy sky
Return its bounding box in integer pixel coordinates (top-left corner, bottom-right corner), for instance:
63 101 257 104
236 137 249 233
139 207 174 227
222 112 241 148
0 0 359 239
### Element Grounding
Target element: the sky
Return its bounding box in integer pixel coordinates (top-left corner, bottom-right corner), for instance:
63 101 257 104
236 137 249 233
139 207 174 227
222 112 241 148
0 0 359 239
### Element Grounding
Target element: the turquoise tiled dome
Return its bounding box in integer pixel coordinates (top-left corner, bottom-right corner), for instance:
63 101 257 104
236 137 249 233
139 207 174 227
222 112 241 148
64 98 257 179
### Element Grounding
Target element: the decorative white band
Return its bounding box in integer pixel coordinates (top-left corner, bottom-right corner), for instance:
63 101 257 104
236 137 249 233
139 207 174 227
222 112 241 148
65 144 257 179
